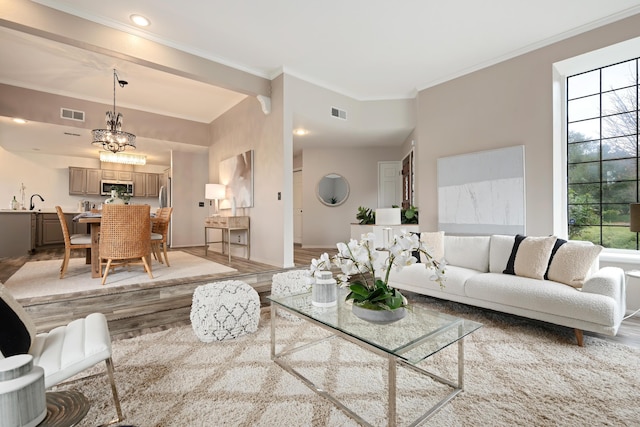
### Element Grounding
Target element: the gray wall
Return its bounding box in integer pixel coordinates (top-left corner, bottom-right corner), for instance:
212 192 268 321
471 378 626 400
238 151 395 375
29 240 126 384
209 77 287 267
302 146 400 248
171 151 209 248
415 13 640 235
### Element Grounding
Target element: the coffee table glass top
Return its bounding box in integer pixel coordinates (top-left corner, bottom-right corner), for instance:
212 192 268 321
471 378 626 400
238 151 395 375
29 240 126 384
269 289 482 365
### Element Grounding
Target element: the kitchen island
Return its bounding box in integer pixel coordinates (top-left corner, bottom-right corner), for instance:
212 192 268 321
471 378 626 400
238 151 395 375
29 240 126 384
0 210 36 257
0 209 85 258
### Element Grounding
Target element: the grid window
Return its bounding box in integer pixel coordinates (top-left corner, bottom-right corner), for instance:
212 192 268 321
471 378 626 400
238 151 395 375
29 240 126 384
567 58 639 249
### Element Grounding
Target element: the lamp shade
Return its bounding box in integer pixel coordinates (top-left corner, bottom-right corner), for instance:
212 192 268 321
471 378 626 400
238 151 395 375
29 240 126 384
205 184 226 200
631 203 640 232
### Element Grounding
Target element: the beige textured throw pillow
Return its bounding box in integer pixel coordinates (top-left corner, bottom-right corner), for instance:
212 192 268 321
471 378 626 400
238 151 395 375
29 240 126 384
547 243 603 288
420 231 445 262
513 236 557 280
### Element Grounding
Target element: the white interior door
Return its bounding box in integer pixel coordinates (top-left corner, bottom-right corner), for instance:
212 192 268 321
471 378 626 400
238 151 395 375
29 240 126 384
293 170 303 244
378 161 402 207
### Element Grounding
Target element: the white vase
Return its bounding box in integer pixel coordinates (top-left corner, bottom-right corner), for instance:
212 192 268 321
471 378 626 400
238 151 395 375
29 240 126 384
231 197 237 216
312 271 337 307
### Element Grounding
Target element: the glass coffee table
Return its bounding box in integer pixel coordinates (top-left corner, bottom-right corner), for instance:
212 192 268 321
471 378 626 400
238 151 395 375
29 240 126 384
268 290 482 427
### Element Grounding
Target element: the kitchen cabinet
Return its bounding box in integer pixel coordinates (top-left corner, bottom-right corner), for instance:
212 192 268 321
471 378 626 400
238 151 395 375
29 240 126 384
133 172 160 197
102 170 133 181
146 173 159 197
68 167 101 196
37 213 84 246
133 172 146 197
0 212 36 256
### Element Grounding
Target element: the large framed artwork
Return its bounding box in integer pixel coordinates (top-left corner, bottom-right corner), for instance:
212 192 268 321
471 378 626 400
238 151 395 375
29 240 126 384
219 150 254 209
437 145 525 235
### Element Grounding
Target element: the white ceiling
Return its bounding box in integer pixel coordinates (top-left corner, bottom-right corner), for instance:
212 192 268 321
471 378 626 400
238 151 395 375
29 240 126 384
2 0 640 164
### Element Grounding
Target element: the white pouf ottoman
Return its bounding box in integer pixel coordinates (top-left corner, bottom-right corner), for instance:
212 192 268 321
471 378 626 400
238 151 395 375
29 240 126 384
271 270 312 322
190 280 260 342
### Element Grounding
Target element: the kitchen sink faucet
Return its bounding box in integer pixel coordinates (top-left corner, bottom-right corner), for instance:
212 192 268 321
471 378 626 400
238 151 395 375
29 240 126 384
30 193 44 210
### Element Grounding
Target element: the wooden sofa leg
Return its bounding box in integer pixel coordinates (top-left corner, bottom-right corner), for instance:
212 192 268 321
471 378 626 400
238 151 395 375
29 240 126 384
574 329 584 347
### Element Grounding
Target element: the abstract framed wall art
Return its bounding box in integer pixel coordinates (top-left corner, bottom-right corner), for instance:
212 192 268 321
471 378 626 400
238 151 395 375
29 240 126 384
437 145 525 235
219 150 254 209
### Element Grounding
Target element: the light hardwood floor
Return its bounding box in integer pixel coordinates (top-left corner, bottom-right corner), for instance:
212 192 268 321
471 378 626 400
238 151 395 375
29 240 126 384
2 244 639 347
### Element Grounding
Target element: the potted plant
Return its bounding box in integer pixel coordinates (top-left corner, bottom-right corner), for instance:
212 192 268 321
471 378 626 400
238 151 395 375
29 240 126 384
111 185 132 204
309 230 445 324
356 206 376 224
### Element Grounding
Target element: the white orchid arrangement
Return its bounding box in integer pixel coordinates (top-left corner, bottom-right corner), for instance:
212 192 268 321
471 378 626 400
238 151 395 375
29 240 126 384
309 230 446 311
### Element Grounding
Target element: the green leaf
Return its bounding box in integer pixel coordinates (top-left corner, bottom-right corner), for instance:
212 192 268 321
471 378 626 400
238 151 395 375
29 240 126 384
367 288 387 301
348 282 370 297
386 295 404 309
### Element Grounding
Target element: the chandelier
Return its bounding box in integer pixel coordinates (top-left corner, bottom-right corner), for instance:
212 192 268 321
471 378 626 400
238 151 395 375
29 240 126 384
92 69 136 153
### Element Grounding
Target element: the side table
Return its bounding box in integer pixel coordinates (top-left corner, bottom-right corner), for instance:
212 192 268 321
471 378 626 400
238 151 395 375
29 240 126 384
204 216 250 263
39 390 90 427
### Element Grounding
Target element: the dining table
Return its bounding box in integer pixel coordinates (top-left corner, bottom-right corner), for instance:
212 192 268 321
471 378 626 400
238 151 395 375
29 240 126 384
78 213 160 279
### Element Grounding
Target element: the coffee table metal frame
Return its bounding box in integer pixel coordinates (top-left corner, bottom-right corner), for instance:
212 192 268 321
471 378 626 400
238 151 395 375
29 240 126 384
269 291 482 427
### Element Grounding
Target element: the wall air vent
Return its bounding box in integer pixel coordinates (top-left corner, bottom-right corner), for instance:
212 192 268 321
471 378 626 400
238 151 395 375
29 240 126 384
60 108 85 122
330 107 347 120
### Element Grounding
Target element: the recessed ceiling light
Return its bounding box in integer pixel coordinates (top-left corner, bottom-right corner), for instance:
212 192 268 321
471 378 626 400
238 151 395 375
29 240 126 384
293 129 308 136
13 118 27 124
130 14 150 27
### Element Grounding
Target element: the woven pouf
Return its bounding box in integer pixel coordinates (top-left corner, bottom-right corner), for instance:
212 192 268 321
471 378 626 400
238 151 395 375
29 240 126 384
190 280 260 342
271 270 312 322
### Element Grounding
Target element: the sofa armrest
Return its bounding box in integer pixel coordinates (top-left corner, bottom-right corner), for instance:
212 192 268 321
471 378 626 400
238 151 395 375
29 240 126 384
582 266 626 319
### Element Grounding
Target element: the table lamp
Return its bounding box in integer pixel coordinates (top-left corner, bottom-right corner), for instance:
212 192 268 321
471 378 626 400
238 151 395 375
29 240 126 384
205 183 226 216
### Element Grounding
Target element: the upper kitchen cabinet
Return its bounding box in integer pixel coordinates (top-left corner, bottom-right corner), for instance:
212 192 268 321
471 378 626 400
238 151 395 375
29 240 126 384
133 172 160 198
102 170 133 181
146 174 159 197
69 167 101 196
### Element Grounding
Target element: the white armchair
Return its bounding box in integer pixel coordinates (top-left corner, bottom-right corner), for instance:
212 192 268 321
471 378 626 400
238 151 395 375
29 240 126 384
29 313 123 422
0 285 123 423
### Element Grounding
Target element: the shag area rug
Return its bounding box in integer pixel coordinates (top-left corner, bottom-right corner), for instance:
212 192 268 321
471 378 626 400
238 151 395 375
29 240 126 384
5 251 236 299
57 296 640 426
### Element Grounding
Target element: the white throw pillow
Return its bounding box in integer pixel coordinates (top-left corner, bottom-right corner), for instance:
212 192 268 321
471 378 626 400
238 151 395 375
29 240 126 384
547 242 603 288
444 235 490 272
489 235 515 273
504 235 557 280
420 231 445 262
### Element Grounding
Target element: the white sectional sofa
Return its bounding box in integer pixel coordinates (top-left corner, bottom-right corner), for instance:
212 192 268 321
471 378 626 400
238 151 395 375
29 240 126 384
387 234 627 346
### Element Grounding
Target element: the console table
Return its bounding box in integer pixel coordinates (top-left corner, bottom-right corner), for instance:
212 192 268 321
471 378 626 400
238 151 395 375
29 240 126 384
204 216 250 263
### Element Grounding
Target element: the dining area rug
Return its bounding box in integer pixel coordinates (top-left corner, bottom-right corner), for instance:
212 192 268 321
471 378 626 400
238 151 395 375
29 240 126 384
4 251 237 299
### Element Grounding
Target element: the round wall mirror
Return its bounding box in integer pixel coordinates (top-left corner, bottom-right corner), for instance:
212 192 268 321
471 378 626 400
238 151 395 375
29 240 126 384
317 173 350 206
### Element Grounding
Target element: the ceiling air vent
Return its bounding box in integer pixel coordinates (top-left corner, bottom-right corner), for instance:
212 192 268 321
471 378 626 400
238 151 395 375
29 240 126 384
330 107 347 120
60 108 85 122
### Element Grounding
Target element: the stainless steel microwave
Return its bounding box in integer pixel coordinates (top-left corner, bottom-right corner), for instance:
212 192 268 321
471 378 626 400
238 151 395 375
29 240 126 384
101 180 134 196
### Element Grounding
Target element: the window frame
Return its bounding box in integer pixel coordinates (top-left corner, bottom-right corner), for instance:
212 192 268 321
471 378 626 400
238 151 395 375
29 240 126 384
565 59 639 249
553 36 640 257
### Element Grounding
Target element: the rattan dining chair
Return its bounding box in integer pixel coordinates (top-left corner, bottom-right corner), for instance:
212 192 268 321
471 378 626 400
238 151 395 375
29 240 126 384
55 206 92 279
99 204 153 285
151 207 173 266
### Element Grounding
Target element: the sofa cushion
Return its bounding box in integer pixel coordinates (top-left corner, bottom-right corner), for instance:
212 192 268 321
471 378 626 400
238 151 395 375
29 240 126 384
387 264 471 297
0 284 36 357
464 273 616 326
420 231 445 262
489 235 515 273
444 235 490 272
547 242 603 288
504 235 557 280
